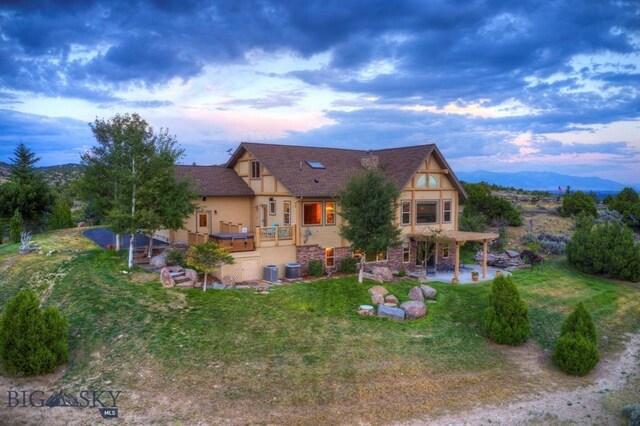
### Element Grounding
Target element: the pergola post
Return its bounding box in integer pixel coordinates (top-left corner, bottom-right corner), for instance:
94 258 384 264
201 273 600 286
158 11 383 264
454 242 460 281
482 239 488 279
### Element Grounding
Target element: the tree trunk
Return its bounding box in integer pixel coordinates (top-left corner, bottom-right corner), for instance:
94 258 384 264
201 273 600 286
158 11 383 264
128 232 135 269
115 234 121 252
358 257 364 283
128 158 136 269
147 234 154 258
203 272 208 291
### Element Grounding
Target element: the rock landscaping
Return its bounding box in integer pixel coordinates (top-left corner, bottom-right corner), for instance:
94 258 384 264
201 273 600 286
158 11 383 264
363 285 433 321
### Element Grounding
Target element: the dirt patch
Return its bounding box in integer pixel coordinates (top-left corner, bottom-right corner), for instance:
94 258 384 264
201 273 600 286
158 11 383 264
129 271 157 284
410 332 640 425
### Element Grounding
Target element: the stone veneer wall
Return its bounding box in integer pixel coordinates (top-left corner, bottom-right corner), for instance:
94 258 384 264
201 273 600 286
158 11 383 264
296 240 458 276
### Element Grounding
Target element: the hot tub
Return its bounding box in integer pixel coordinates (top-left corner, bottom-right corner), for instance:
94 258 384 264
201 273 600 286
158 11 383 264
210 232 255 252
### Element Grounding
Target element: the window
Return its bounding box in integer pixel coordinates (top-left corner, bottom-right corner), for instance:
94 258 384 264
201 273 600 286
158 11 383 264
353 249 387 263
443 246 450 259
303 202 322 225
401 201 411 225
429 175 439 188
325 202 336 225
443 200 452 223
283 201 291 226
198 213 208 228
403 241 410 263
269 198 276 216
325 247 335 267
416 201 438 224
250 160 260 179
307 160 325 169
416 174 427 187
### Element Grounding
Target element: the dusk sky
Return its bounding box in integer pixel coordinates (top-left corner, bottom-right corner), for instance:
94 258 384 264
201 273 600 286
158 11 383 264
1 1 639 184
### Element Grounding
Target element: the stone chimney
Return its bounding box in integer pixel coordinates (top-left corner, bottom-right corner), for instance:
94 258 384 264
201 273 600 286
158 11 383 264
361 151 379 170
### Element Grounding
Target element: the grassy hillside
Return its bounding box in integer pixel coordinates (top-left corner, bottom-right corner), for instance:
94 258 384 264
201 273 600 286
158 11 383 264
0 230 638 424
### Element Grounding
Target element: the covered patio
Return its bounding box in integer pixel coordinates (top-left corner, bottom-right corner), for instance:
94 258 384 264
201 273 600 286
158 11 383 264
410 229 500 282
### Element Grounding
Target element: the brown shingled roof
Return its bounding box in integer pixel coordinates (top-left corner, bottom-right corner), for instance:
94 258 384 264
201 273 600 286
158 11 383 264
175 165 253 196
227 142 467 199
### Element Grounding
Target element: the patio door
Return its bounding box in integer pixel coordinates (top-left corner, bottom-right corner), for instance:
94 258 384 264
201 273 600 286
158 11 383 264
416 241 436 269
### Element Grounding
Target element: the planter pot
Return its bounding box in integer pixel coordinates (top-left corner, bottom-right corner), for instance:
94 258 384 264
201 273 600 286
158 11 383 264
471 274 479 282
495 271 503 277
451 277 459 285
19 247 30 255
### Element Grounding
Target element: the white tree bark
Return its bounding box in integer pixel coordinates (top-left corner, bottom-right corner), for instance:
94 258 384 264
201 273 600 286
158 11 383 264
127 158 136 269
115 234 121 252
358 257 364 283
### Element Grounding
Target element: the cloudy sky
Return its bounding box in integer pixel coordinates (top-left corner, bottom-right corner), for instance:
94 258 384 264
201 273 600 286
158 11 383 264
1 0 639 184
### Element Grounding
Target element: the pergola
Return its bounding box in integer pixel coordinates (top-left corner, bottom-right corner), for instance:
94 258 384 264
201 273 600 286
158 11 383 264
410 230 500 281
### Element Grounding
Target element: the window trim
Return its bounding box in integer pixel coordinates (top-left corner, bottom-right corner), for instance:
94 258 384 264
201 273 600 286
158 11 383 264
416 200 439 224
401 200 411 225
353 249 388 263
416 174 427 188
250 160 261 180
269 198 276 216
443 246 450 259
283 201 291 226
325 247 335 268
325 201 336 225
403 241 410 263
302 202 323 226
428 174 439 188
443 199 452 223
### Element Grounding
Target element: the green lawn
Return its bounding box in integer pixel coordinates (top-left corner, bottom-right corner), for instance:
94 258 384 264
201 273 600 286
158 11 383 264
0 229 639 424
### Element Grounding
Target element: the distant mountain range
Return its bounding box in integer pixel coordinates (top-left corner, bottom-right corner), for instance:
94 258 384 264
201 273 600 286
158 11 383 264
0 162 83 186
456 170 634 192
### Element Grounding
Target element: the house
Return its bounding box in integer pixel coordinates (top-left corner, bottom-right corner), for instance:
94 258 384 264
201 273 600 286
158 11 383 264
156 142 498 282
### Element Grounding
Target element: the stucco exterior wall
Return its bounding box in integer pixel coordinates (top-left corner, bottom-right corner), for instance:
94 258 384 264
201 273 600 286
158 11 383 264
215 245 297 282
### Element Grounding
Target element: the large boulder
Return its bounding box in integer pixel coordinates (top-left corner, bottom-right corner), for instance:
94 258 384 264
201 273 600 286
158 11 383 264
362 272 384 283
371 294 385 305
384 294 399 307
159 267 175 288
184 268 199 283
419 285 437 299
150 253 167 268
368 285 388 296
408 286 424 302
400 301 427 320
371 266 394 282
377 304 405 321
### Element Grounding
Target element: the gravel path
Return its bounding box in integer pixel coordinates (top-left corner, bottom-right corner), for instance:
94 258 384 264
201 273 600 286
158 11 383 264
407 333 640 425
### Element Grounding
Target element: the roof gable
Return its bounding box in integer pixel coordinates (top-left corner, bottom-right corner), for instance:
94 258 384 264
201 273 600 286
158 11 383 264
175 165 254 196
227 142 466 199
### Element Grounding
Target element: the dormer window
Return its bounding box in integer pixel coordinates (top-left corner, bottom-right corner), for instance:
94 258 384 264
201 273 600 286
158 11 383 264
251 160 261 179
306 161 325 169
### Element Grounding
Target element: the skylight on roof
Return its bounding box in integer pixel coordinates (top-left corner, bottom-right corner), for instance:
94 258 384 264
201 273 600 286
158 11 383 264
306 160 325 169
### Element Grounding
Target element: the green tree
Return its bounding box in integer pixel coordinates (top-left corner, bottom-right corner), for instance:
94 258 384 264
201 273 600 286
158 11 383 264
9 209 23 243
461 182 522 226
559 191 597 217
560 302 597 344
0 144 53 226
553 303 599 376
483 275 530 345
566 214 640 282
49 197 74 230
186 241 234 291
337 169 402 283
605 187 640 231
81 113 194 267
0 289 68 376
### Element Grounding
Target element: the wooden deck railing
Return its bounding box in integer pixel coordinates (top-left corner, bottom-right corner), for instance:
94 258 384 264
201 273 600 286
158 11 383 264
254 225 296 247
187 232 209 245
220 221 244 233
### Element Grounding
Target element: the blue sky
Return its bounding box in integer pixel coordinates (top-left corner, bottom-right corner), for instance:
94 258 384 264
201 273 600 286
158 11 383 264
1 1 639 184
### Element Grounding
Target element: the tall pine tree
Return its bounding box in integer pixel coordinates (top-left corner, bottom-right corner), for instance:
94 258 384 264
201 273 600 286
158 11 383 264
1 144 53 227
